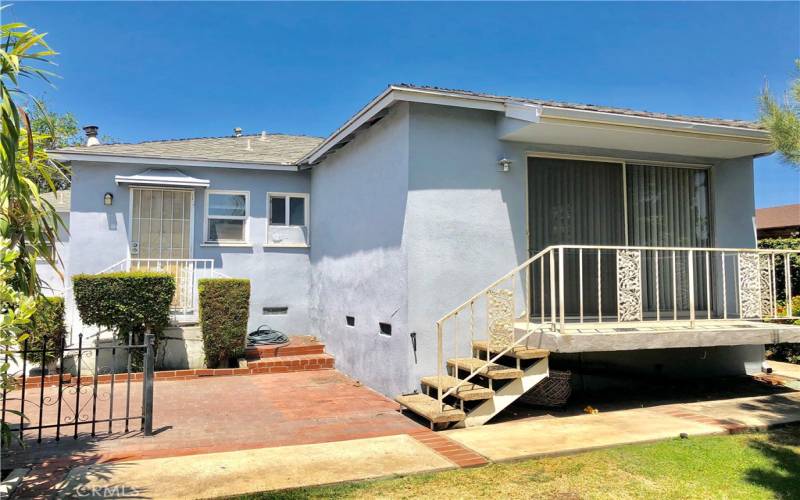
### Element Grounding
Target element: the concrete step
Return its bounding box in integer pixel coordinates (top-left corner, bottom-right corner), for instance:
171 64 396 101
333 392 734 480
420 375 494 401
396 393 466 424
472 341 549 360
447 358 523 380
245 335 325 360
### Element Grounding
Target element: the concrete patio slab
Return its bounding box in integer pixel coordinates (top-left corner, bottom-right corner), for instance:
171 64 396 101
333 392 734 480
56 434 455 499
516 320 800 352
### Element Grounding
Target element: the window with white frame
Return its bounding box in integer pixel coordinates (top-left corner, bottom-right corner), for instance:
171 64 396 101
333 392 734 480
205 190 249 244
267 193 309 246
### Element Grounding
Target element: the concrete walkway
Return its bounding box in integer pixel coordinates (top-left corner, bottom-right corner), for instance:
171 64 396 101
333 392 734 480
769 360 800 389
445 391 800 461
57 434 454 499
53 390 800 499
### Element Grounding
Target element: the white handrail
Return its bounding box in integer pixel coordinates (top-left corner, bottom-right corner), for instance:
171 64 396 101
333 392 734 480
434 244 799 411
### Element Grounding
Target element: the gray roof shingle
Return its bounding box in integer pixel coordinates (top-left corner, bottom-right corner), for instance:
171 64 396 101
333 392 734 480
392 83 763 130
53 133 324 165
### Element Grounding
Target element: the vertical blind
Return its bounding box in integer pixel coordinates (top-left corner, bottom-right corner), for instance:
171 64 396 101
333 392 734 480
528 158 711 319
626 164 710 313
528 158 625 317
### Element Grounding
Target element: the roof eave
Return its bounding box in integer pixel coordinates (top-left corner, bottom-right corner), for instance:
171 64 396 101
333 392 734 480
301 86 771 166
46 151 299 172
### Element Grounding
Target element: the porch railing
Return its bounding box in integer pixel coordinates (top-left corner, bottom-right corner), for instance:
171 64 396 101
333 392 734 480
434 245 799 410
98 258 217 319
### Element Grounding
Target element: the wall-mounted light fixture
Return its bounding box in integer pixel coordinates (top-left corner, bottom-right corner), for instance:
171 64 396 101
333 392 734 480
497 158 513 172
104 192 114 206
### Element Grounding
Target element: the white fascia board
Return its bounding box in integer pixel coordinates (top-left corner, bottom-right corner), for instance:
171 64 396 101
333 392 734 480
539 106 771 143
504 102 542 123
46 152 299 172
302 88 397 164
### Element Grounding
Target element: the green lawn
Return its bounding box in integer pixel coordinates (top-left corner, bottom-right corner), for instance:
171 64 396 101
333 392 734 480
237 425 799 500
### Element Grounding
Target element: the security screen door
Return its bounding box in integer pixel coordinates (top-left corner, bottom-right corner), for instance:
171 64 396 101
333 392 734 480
130 188 194 310
527 157 710 320
130 188 193 260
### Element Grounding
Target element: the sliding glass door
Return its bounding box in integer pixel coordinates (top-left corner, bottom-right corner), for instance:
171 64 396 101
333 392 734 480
528 158 625 318
626 164 710 314
527 157 711 320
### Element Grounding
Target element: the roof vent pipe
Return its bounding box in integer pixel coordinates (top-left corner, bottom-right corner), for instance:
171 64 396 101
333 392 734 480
83 125 101 146
234 127 242 137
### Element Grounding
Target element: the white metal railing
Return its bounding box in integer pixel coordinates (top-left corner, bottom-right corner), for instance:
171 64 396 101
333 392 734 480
434 245 799 410
98 258 216 319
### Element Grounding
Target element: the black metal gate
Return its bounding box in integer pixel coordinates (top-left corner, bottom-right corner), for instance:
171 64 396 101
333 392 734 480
1 332 155 443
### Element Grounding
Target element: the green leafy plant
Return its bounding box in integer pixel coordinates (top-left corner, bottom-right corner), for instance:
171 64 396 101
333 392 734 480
766 343 800 364
1 14 65 447
1 15 67 296
73 272 175 354
23 296 66 366
0 239 35 446
758 238 800 303
198 279 250 368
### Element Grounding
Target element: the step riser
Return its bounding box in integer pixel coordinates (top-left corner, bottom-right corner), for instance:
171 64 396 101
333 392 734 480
246 354 334 372
245 345 325 359
456 357 549 428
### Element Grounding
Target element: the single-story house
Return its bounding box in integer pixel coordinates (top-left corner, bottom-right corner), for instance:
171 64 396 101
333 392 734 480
756 203 800 239
49 84 800 427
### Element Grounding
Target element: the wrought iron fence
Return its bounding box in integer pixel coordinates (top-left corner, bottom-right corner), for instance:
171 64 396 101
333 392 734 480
1 332 155 443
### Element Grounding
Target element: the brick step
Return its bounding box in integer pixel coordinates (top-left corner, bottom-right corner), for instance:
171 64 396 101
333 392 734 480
247 353 334 373
245 335 326 359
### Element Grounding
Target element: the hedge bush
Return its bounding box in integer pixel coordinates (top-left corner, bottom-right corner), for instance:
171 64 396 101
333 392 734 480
758 238 800 301
24 296 67 366
198 278 250 368
73 272 175 347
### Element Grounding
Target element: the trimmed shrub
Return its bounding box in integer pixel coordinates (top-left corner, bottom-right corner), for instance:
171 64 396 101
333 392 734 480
767 343 800 364
198 278 250 368
758 238 800 301
73 272 175 347
23 297 67 366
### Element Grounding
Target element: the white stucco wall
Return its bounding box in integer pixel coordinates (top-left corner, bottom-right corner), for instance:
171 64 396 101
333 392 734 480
68 161 311 334
309 103 413 397
405 104 529 391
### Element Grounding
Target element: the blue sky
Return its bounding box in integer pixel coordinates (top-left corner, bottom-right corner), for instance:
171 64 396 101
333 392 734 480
11 1 800 207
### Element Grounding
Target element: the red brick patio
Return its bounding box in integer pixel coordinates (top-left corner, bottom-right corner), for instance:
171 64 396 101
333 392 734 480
4 370 485 498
